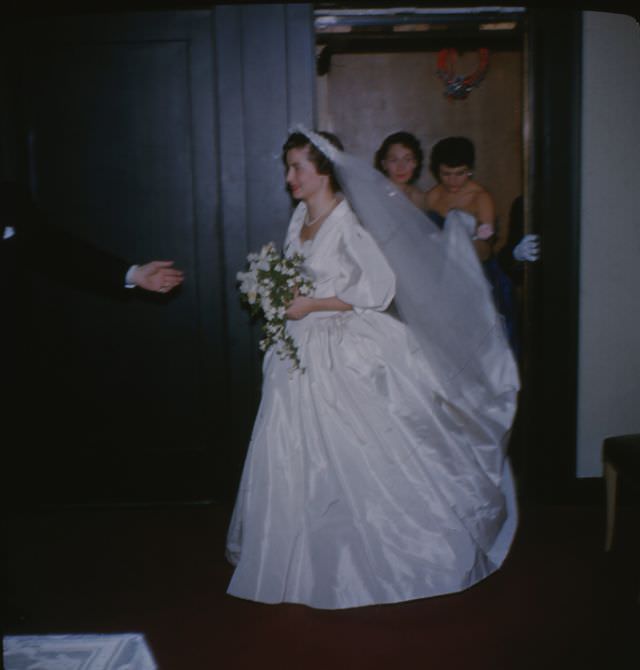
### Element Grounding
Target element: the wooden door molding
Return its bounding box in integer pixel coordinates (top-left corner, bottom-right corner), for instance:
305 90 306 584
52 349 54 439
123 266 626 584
523 9 583 503
5 11 227 505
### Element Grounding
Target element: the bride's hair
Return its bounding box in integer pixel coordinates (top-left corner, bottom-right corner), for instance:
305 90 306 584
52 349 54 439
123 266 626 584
283 131 344 193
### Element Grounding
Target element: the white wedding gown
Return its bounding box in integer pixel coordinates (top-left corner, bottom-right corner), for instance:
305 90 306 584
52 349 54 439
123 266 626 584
226 198 518 609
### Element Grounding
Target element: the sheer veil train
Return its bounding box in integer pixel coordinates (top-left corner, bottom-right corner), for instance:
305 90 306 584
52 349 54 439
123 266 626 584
298 126 520 560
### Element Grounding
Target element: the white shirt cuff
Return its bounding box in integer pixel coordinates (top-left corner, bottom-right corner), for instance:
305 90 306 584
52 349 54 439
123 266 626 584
125 264 138 288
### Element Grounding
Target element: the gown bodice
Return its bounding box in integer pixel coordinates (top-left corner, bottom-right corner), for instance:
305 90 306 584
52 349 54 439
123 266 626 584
285 199 395 315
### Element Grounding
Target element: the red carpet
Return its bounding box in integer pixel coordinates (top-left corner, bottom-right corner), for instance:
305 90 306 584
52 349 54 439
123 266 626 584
4 503 639 669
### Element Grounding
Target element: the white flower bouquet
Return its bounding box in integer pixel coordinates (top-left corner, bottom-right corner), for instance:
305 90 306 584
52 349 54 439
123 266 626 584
237 242 313 371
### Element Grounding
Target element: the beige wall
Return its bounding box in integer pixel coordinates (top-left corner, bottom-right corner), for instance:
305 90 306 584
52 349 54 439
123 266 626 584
317 48 523 239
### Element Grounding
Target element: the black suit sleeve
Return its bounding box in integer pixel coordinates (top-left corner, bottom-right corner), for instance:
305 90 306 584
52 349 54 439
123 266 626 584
2 180 132 293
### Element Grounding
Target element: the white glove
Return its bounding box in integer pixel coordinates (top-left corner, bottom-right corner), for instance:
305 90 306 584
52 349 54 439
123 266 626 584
513 234 540 262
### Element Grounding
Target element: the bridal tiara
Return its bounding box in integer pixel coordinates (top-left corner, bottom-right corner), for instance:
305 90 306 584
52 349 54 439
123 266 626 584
288 123 341 162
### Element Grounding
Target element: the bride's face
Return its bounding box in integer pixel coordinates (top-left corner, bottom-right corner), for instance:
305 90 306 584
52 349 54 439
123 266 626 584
285 146 329 202
382 143 417 185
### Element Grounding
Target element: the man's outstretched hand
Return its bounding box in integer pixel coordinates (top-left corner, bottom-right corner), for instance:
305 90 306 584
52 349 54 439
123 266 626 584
131 261 184 293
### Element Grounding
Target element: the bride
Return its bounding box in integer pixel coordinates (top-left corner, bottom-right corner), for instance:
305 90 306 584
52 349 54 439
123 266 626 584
225 129 520 609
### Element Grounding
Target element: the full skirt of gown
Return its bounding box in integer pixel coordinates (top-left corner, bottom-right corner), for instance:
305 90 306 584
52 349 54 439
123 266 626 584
226 200 518 609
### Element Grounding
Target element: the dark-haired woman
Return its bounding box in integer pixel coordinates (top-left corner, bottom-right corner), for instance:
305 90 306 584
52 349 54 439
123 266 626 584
226 130 518 609
374 131 427 210
425 136 495 260
425 136 518 353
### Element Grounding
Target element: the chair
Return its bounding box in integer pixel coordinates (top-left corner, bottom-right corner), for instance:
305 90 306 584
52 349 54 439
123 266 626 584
603 434 640 605
603 433 640 552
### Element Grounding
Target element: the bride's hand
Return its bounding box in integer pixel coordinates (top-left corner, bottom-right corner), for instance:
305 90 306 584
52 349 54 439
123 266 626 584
286 296 315 320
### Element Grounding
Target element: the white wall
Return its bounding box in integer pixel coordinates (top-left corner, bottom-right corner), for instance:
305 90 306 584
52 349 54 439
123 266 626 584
577 11 640 476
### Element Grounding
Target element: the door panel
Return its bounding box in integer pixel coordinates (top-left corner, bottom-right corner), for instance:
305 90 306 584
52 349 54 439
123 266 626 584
214 4 316 487
4 5 316 505
12 12 225 504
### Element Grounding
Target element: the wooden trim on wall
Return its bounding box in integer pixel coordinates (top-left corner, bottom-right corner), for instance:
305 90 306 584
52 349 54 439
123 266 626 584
521 9 583 504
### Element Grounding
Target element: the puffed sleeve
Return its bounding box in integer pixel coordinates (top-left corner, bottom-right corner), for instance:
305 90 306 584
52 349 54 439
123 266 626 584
333 213 396 313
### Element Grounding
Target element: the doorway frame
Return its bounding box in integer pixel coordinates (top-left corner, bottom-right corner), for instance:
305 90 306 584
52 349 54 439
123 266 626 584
524 9 584 503
312 5 584 503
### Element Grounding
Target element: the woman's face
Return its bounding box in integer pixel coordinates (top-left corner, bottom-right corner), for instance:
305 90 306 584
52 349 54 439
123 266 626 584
285 146 329 202
382 143 417 185
438 164 472 193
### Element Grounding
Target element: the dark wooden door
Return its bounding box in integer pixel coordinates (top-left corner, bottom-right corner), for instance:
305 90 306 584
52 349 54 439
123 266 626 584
213 3 316 490
8 12 225 504
3 5 316 506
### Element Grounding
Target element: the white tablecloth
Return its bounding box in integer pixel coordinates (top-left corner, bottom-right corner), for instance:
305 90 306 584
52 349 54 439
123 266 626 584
3 633 157 670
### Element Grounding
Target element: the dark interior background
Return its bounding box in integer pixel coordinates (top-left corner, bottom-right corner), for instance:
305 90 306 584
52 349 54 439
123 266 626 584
1 5 315 505
1 4 583 507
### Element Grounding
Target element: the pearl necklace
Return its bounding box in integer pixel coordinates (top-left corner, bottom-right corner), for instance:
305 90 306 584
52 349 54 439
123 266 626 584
303 198 338 228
